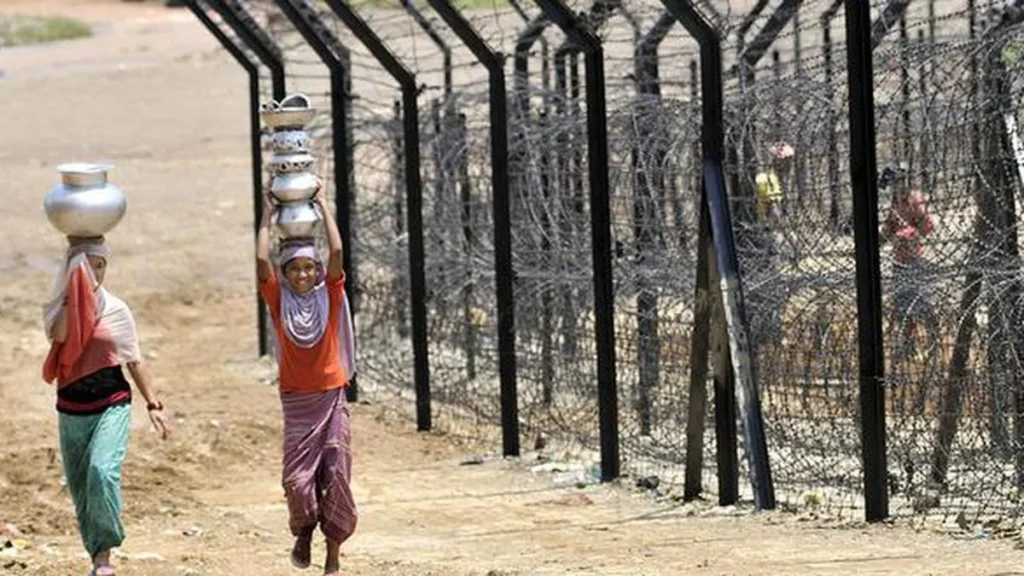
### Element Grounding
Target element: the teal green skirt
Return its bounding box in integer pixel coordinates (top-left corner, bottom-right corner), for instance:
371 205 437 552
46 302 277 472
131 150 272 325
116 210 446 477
58 403 131 557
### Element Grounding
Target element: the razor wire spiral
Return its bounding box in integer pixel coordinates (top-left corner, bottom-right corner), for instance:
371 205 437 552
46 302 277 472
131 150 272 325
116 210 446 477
202 0 1024 530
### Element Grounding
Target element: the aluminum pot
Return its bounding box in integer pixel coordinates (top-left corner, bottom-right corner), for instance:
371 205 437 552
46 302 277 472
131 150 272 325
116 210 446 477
261 93 317 132
275 200 322 239
267 151 316 174
270 129 310 154
270 171 319 203
43 163 127 238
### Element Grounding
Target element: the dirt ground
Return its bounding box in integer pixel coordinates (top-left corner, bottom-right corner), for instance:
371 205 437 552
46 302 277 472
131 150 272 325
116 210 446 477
1 2 1024 575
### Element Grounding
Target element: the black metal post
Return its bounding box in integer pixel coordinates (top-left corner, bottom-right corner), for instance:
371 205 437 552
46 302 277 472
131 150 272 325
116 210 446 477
845 0 889 522
513 15 552 402
322 0 432 431
899 16 912 173
632 11 675 437
917 29 931 191
659 0 775 510
206 0 285 359
821 1 842 231
793 5 803 78
684 191 712 501
424 0 520 457
534 0 620 482
186 0 268 357
514 16 550 118
553 48 578 365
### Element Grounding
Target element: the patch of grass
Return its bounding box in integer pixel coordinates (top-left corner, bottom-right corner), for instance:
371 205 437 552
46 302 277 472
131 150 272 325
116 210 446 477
0 15 92 48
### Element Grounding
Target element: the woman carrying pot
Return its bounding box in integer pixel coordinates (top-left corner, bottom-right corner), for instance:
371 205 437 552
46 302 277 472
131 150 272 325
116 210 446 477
256 188 357 576
42 236 171 576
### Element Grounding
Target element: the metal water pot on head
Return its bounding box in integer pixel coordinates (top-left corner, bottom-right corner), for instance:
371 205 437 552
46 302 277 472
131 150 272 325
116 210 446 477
261 93 322 240
43 163 127 239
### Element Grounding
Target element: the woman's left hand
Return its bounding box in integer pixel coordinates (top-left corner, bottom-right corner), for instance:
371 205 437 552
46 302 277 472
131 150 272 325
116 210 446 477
314 183 331 212
148 407 172 440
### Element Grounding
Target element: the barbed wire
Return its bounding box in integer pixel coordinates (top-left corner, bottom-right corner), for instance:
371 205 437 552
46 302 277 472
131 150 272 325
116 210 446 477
233 0 1024 531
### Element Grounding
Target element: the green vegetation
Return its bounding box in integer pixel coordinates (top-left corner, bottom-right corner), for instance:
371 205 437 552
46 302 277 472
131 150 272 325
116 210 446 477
1002 36 1024 68
0 15 92 48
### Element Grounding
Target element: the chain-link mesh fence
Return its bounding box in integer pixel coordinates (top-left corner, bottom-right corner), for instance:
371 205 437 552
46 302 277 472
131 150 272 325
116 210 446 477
206 0 1024 533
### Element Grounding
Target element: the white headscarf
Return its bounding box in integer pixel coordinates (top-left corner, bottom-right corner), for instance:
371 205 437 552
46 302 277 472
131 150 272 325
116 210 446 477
42 239 108 339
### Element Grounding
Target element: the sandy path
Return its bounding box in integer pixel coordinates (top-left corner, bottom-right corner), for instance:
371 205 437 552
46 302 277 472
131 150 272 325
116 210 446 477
1 2 1024 575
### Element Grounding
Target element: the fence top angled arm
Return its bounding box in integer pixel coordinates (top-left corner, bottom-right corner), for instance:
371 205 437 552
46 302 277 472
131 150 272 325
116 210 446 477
535 0 609 54
424 0 502 71
286 0 353 63
508 0 532 22
272 0 347 71
736 0 770 43
516 14 550 55
215 0 284 64
206 0 285 98
322 0 417 91
187 0 258 73
819 0 843 26
398 0 451 57
637 10 677 54
663 0 720 46
740 0 803 69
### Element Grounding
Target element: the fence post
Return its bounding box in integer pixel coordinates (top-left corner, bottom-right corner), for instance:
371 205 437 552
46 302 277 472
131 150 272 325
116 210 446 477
821 0 842 232
845 0 889 523
185 0 267 356
320 0 432 431
534 0 619 482
205 0 285 358
632 11 675 439
659 0 775 511
422 0 520 458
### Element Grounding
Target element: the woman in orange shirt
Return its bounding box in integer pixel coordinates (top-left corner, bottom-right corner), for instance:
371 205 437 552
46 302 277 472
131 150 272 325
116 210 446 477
256 188 356 576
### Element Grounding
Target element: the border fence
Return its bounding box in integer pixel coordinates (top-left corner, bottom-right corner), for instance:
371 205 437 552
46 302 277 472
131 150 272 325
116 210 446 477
186 0 1024 533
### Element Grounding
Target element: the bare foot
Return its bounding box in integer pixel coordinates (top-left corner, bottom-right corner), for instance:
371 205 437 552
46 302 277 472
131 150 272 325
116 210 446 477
290 527 314 569
324 538 341 575
92 550 115 576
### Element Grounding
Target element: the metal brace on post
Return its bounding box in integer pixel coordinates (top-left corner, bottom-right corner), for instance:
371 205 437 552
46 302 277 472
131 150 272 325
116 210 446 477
320 0 433 433
424 0 521 458
658 0 776 511
533 0 620 482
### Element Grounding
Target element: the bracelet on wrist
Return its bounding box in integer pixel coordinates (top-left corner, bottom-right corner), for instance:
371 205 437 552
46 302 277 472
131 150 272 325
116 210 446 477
147 401 164 412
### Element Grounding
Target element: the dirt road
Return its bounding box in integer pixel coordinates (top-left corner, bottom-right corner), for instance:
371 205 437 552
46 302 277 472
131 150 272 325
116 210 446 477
1 2 1023 574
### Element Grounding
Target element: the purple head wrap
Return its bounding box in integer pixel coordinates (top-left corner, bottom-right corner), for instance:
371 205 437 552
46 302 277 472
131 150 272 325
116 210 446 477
278 240 329 348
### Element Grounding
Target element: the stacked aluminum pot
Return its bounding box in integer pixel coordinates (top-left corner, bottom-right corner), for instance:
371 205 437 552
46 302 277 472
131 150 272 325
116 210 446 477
260 93 322 240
